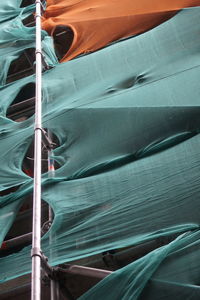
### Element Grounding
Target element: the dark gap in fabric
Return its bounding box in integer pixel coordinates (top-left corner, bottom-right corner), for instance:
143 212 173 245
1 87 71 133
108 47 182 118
69 131 197 180
12 82 35 105
6 82 35 122
20 0 35 8
0 185 21 197
52 25 74 61
22 13 35 27
0 197 51 257
22 130 61 177
109 233 180 270
56 234 180 298
6 48 35 84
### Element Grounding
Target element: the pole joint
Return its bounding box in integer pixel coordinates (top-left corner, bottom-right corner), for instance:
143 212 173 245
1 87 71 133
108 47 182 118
31 247 55 280
35 0 45 13
35 49 42 55
35 50 52 71
35 127 56 150
31 247 42 259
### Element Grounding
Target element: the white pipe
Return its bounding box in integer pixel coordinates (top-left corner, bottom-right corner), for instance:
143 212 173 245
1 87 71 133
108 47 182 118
31 1 42 300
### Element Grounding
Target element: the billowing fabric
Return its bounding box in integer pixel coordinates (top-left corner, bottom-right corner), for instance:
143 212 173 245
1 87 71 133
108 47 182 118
0 1 35 23
0 10 200 299
42 0 200 61
78 231 200 300
0 14 58 86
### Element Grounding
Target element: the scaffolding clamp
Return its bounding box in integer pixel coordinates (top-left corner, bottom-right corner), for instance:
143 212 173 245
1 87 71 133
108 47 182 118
41 128 56 150
41 255 54 279
41 220 52 235
35 127 56 150
31 247 55 280
41 54 52 71
35 48 52 72
102 250 118 270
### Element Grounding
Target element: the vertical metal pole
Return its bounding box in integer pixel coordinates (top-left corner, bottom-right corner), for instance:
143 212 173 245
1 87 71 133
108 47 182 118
48 135 55 225
47 134 60 300
31 1 42 300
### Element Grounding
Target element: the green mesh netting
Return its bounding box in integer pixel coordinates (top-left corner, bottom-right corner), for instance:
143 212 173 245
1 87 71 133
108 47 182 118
78 230 200 300
0 8 57 86
0 1 35 23
0 5 200 300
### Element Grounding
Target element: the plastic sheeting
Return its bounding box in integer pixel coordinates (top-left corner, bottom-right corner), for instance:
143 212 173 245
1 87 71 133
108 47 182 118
0 9 200 300
42 0 200 61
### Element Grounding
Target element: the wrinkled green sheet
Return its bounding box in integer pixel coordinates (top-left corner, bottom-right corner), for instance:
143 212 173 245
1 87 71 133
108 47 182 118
0 6 200 299
0 9 57 86
0 1 35 23
78 230 200 300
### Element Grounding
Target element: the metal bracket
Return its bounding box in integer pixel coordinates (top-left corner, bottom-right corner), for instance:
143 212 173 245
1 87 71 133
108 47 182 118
41 128 56 150
41 254 55 280
102 250 118 270
31 248 56 280
35 127 56 150
41 54 52 71
41 220 52 235
35 49 51 71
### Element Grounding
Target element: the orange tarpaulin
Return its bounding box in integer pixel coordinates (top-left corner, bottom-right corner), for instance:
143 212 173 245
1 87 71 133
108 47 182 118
42 0 200 62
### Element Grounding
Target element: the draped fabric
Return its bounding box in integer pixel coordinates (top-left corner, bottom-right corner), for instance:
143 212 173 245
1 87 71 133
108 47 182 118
42 0 200 61
0 2 200 300
0 1 35 23
78 231 200 300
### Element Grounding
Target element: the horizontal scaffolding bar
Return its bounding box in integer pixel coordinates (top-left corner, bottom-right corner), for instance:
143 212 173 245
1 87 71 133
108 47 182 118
58 265 112 280
0 232 32 251
7 97 35 119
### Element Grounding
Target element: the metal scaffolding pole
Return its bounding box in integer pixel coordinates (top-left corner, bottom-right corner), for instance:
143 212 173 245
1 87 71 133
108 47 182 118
47 131 60 300
31 1 42 299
